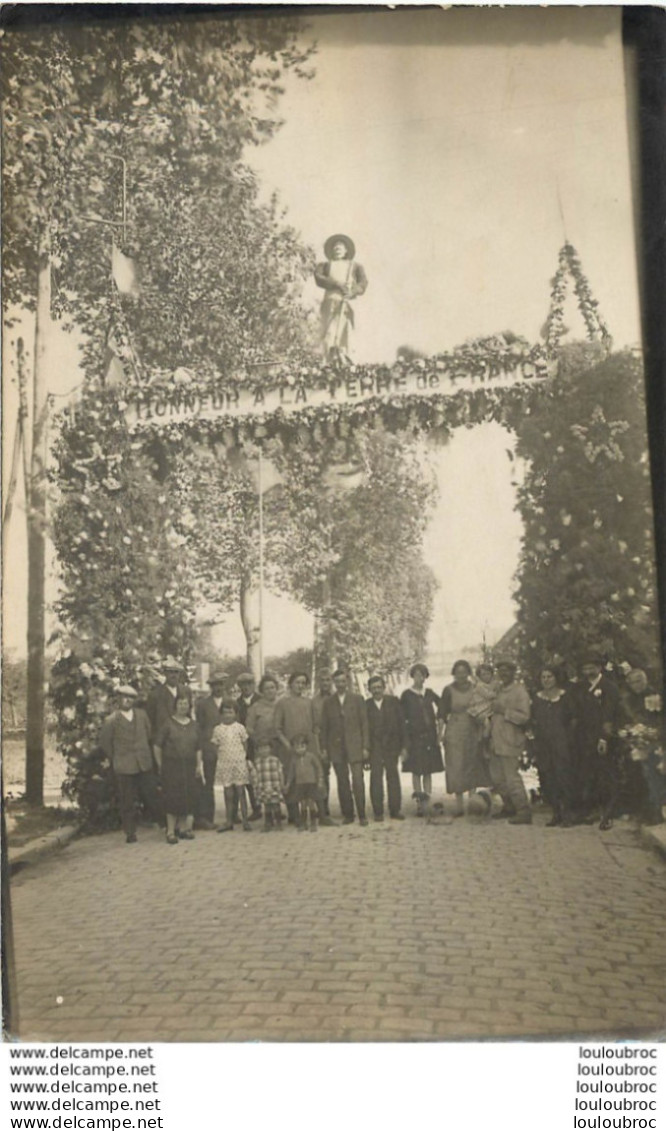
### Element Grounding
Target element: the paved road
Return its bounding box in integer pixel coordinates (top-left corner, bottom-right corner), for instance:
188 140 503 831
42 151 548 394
9 795 666 1043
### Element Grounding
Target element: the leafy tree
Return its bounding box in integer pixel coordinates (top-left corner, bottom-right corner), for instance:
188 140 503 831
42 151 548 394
2 10 316 807
271 425 439 673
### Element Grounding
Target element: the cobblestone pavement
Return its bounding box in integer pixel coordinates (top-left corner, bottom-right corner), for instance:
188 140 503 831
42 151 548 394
9 794 666 1043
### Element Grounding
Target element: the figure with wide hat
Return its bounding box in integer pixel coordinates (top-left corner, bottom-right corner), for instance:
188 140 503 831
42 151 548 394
314 234 367 365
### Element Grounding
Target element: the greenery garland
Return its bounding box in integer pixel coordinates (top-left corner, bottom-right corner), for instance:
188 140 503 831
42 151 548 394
543 242 613 356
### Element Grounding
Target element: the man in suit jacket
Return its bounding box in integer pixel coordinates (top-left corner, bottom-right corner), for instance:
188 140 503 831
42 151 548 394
194 667 229 828
234 672 262 820
99 685 161 843
146 657 187 738
571 655 622 830
366 675 406 821
320 669 370 825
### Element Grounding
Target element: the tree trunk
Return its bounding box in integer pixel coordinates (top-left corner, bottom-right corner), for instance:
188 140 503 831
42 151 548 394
25 241 50 806
239 573 262 681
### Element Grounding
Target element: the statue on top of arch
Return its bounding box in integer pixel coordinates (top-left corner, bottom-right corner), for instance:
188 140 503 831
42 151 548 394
314 234 368 366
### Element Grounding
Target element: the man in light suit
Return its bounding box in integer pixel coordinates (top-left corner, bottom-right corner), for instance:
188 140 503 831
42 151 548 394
488 659 532 825
99 685 161 843
366 675 406 821
194 667 229 828
320 669 370 825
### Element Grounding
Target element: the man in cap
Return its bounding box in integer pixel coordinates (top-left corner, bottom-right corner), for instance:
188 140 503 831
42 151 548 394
235 673 262 821
146 657 188 738
572 653 621 829
193 667 229 828
99 686 161 843
314 234 367 365
488 659 532 825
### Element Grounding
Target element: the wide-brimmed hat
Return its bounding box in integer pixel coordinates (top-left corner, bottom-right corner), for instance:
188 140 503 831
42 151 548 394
162 656 183 672
324 233 355 260
207 667 229 684
117 684 138 698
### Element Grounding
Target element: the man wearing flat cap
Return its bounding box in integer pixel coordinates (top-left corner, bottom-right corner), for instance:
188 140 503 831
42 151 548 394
235 672 262 821
146 657 188 738
488 659 532 824
571 654 621 830
99 686 161 843
314 234 367 365
194 667 229 828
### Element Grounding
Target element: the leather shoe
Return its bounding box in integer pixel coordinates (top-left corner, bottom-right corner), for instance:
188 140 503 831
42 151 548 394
194 818 215 831
318 816 338 827
342 817 354 825
359 817 369 826
126 833 138 843
391 813 405 820
373 814 384 822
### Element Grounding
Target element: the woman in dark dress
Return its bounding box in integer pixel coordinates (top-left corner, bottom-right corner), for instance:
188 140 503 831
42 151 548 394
401 663 444 816
154 693 203 844
531 666 575 827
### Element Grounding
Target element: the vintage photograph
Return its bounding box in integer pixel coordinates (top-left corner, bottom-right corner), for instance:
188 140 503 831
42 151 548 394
2 5 665 1045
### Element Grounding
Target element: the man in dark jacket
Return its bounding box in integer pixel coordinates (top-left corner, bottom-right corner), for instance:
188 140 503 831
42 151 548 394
146 657 187 737
320 669 370 825
234 672 262 820
571 655 622 830
366 675 406 821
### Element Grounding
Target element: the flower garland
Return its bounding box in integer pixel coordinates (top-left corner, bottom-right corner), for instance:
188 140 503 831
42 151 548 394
118 334 550 410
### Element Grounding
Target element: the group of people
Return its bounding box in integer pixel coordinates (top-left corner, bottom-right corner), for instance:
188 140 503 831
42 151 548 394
98 652 664 844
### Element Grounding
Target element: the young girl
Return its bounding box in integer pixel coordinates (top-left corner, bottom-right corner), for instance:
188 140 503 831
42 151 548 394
213 701 252 832
284 733 324 832
252 741 286 832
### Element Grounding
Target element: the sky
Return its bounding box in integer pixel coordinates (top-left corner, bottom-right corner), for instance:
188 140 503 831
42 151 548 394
213 6 640 663
2 7 640 664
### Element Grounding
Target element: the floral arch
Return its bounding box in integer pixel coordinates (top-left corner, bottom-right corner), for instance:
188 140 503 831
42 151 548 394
49 245 661 825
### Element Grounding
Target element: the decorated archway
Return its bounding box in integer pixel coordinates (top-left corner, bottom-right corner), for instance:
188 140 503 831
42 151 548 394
49 246 661 825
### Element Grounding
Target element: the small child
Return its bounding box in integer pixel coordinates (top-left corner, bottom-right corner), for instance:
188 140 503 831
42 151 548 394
467 663 498 757
213 701 252 832
284 733 325 832
252 741 286 832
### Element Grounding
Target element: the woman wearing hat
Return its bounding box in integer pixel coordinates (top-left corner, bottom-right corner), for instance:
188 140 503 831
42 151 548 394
400 663 444 816
314 234 367 364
